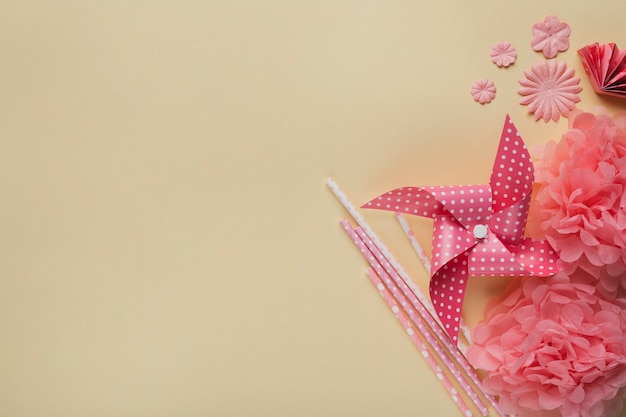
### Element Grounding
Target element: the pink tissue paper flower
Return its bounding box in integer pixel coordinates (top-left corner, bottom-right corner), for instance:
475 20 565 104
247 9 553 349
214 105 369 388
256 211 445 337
468 270 626 417
471 78 496 104
527 109 626 294
491 41 517 67
531 15 571 59
518 60 581 122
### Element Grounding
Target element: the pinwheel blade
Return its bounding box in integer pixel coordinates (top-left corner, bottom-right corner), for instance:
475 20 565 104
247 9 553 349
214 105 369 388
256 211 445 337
430 252 470 344
361 115 560 344
362 187 446 218
489 115 534 219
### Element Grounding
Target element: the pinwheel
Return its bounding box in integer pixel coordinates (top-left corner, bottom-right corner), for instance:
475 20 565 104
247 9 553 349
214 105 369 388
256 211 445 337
362 116 559 343
578 42 626 98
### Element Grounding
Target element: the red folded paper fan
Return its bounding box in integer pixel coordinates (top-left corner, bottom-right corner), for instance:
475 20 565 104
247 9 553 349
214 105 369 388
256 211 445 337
578 42 626 98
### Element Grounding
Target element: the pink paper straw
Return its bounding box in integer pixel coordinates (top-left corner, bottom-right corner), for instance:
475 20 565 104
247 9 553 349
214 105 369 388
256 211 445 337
353 225 504 416
394 213 473 346
327 179 434 316
327 179 504 417
394 213 431 273
341 220 489 416
366 267 475 417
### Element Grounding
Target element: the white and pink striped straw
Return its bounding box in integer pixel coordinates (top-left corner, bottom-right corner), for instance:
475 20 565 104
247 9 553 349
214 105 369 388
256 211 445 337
328 178 504 417
326 179 437 321
394 213 431 273
341 220 489 416
366 267 474 417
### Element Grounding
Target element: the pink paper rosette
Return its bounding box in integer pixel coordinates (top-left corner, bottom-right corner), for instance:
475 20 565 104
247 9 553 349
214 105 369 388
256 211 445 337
578 42 626 98
527 109 626 294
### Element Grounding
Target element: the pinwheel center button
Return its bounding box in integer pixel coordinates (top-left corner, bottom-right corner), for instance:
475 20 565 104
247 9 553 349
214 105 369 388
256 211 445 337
473 224 489 240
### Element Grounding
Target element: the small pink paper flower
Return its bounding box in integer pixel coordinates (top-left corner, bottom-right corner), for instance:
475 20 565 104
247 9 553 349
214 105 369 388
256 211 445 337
518 60 581 122
468 270 626 417
471 79 496 104
527 109 626 294
531 15 571 58
491 41 517 67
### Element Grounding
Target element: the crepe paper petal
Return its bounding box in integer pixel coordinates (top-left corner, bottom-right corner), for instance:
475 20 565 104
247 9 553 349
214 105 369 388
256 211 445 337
530 15 570 59
518 60 582 123
468 270 626 417
491 41 517 67
578 42 626 98
362 116 559 344
471 79 496 104
528 109 626 294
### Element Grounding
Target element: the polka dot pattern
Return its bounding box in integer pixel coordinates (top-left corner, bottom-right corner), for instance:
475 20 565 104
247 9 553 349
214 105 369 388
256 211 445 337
362 187 446 218
513 238 559 276
489 115 534 214
468 232 527 276
431 215 476 273
430 253 470 342
425 185 492 229
488 194 530 244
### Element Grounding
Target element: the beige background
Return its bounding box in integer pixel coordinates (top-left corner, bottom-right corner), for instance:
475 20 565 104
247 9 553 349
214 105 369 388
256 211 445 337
1 1 625 416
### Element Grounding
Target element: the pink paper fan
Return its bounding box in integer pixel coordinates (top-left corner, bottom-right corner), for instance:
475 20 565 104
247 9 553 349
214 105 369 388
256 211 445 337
578 42 626 98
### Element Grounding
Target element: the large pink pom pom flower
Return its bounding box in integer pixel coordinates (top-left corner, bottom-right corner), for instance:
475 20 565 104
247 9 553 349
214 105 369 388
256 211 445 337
468 270 626 417
527 109 626 293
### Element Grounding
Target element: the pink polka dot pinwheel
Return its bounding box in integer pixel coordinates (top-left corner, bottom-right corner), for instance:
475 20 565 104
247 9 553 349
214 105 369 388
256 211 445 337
362 116 559 344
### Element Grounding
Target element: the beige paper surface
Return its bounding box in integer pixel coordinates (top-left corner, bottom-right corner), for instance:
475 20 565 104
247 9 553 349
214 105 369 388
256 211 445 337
1 1 625 416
